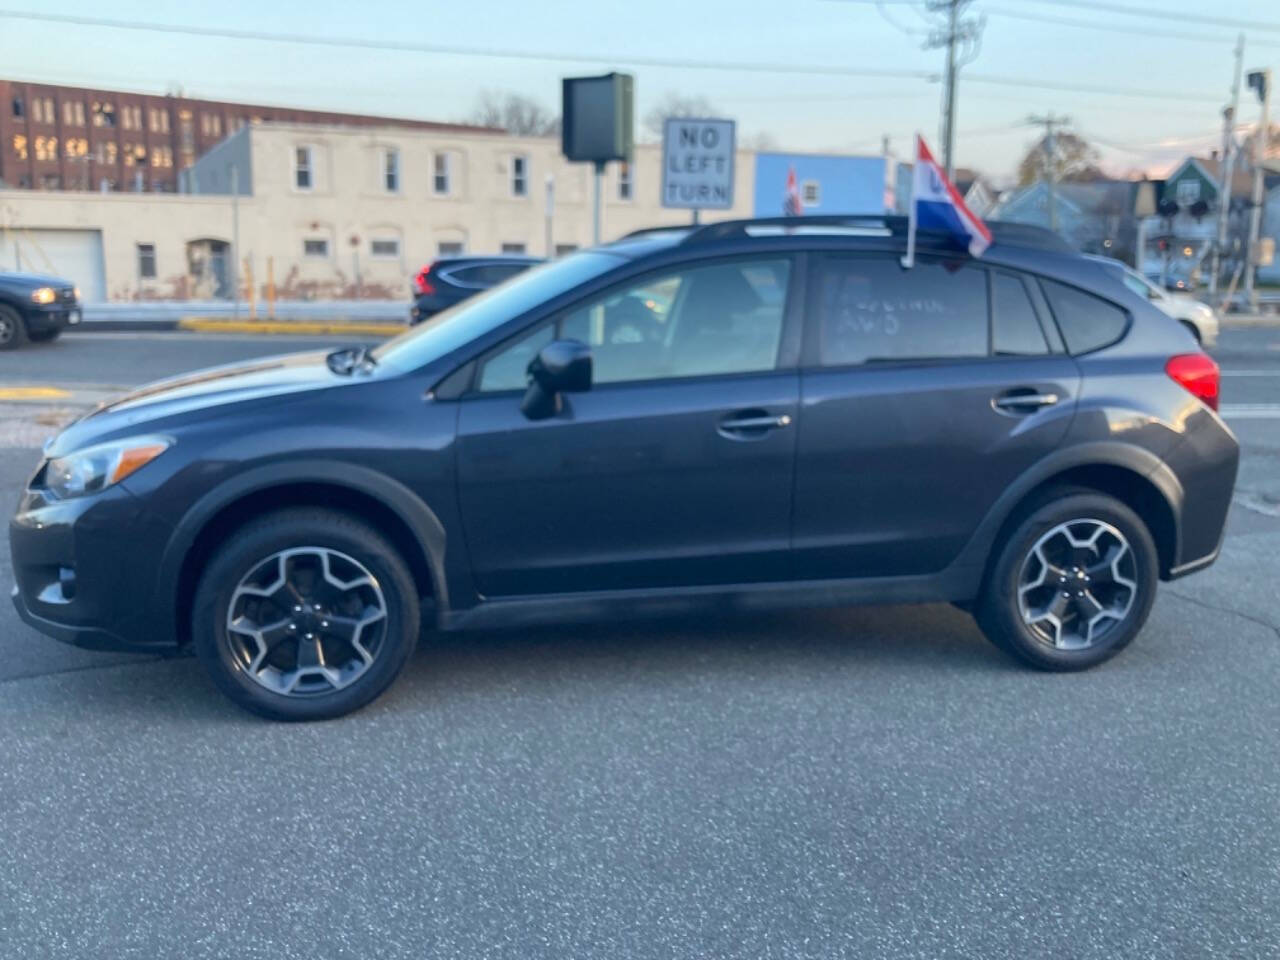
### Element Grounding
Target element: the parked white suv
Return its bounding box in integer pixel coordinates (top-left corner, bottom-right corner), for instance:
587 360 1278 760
1086 255 1219 348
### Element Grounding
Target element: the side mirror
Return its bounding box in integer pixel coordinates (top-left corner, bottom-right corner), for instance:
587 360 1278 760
521 339 592 420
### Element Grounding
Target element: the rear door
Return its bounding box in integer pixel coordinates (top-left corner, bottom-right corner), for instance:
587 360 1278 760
792 254 1081 579
456 254 803 596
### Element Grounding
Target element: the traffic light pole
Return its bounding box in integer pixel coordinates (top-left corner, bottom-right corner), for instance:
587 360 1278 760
1210 35 1244 299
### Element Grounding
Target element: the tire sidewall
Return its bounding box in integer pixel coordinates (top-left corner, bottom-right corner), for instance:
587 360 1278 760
982 492 1158 670
193 513 420 721
0 306 27 351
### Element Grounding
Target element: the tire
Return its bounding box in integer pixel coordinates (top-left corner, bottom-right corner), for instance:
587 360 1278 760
976 487 1158 671
28 327 61 343
0 305 27 351
193 508 421 721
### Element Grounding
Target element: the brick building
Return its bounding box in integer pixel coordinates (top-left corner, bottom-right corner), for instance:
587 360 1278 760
0 79 486 193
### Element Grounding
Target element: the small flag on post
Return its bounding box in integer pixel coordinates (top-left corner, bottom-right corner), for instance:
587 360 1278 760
901 134 992 268
783 165 803 217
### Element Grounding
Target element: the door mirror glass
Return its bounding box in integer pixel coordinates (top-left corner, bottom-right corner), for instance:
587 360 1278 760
521 339 592 420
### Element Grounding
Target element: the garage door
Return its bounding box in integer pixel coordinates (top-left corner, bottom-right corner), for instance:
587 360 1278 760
0 229 106 302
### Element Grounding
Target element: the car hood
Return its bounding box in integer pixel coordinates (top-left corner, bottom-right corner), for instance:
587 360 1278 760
47 350 359 457
0 270 75 291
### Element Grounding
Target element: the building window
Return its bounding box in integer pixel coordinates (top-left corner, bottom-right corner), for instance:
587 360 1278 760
63 101 85 126
151 146 173 168
295 146 313 190
618 162 632 201
438 241 464 256
65 138 88 159
12 135 27 161
555 243 578 256
137 243 157 279
148 108 170 134
96 141 118 165
1176 179 1200 206
120 105 142 131
303 238 329 257
39 174 62 190
370 238 400 258
201 113 222 138
501 242 527 254
801 180 820 207
31 97 55 124
34 136 57 161
433 152 451 194
92 101 116 128
11 97 22 119
122 143 147 167
511 155 528 197
382 148 400 192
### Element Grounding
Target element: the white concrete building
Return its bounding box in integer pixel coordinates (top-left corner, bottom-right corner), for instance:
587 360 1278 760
0 122 757 302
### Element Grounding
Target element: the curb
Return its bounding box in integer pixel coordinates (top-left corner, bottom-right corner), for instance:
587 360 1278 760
176 318 408 336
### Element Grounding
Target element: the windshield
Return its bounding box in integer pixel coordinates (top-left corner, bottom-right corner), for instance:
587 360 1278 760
374 252 622 372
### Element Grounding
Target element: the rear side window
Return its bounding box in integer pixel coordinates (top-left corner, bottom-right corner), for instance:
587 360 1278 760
1041 279 1128 355
815 258 987 365
992 273 1049 356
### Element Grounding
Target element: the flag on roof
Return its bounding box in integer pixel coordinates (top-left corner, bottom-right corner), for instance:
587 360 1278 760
782 165 803 217
901 134 992 267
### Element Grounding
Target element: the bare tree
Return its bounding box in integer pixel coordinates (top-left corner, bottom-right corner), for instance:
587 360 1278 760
468 91 559 136
642 92 723 141
1017 130 1104 186
740 131 780 152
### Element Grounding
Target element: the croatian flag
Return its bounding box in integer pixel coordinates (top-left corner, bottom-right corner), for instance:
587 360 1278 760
902 134 992 267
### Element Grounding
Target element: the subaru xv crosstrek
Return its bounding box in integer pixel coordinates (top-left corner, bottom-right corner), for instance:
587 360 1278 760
10 217 1239 720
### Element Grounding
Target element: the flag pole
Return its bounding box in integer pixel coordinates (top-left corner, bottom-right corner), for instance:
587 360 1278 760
900 135 919 270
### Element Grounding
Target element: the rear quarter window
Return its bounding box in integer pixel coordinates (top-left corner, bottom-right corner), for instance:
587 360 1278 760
1041 279 1129 355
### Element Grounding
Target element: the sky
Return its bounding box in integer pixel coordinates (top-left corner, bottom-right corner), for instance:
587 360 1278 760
0 0 1273 183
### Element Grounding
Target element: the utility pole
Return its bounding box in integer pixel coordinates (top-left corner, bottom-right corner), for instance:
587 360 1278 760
1210 34 1245 298
924 0 984 180
1244 67 1272 309
1027 113 1070 235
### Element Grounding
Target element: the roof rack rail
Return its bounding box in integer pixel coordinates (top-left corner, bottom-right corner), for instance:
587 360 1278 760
671 215 1076 255
618 226 693 241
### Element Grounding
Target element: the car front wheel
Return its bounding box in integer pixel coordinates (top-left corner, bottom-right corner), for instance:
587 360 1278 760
0 306 27 350
193 508 421 721
977 489 1158 671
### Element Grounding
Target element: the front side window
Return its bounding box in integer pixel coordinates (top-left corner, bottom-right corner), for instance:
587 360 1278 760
478 257 791 389
295 146 313 190
383 148 400 192
511 155 528 196
1041 279 1129 355
815 257 987 365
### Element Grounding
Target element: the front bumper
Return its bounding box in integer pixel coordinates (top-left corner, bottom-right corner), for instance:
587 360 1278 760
26 302 82 333
10 482 178 653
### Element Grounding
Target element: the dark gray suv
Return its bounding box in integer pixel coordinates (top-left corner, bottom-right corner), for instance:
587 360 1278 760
10 217 1238 720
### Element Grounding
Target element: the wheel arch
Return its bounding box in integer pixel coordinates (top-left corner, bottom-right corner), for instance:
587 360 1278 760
956 442 1183 594
157 461 447 646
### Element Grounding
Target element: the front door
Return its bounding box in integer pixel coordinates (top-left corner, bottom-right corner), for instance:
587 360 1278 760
456 255 801 596
792 255 1081 579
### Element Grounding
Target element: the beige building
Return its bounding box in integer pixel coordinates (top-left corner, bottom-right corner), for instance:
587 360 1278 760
0 122 757 302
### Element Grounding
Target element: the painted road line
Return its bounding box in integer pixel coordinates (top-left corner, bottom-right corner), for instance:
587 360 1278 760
0 386 70 400
1220 404 1280 419
1220 370 1280 377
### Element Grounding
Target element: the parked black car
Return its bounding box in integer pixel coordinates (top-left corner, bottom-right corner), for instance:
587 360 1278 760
11 217 1238 720
410 254 541 323
0 271 81 349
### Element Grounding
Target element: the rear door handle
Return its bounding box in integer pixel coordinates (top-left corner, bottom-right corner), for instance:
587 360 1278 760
993 390 1059 414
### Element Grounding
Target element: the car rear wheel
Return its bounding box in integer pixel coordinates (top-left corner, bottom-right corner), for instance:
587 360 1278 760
193 508 420 721
0 306 27 350
976 488 1158 670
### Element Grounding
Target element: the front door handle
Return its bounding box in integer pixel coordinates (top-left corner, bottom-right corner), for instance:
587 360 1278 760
717 410 793 439
993 390 1059 414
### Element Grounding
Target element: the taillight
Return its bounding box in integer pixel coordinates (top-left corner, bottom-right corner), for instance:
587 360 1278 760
413 263 436 296
1165 353 1219 411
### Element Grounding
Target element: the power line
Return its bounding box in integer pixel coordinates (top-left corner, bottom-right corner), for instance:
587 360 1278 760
1020 0 1280 34
982 4 1279 48
0 8 1227 104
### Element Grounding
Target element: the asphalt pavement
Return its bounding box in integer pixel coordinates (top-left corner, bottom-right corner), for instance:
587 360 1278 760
1 328 1278 959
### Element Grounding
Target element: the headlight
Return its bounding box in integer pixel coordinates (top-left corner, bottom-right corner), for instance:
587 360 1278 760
43 436 172 500
30 287 57 305
73 286 81 302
